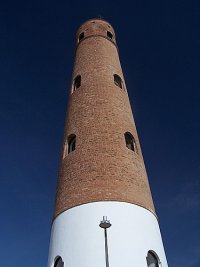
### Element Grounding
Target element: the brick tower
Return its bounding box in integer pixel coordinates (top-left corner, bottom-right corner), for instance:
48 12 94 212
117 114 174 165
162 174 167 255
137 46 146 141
47 19 168 267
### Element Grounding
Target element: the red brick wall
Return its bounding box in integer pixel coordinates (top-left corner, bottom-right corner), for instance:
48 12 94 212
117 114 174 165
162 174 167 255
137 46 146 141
54 19 155 218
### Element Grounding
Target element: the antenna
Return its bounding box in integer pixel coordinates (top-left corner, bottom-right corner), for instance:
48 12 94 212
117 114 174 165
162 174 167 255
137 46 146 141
97 14 104 19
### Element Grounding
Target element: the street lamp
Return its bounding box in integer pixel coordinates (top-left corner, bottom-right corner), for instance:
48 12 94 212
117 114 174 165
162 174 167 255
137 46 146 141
99 216 112 267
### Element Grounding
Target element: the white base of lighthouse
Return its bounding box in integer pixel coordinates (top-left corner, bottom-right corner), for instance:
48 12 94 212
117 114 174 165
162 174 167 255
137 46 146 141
47 201 168 267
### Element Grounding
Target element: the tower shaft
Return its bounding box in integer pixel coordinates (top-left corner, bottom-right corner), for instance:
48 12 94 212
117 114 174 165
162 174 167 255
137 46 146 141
55 19 154 218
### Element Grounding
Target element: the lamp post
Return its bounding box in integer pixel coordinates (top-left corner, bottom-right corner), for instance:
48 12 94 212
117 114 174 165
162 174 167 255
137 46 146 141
99 216 112 267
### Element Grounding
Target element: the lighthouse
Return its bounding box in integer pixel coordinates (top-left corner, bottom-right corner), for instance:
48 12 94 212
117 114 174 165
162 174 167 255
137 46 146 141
47 18 168 267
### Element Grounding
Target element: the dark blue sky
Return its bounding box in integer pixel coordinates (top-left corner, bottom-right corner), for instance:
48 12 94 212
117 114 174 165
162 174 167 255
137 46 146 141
0 0 199 266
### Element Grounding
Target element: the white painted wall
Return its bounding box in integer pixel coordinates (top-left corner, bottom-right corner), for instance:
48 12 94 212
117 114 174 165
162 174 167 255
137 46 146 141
47 202 168 267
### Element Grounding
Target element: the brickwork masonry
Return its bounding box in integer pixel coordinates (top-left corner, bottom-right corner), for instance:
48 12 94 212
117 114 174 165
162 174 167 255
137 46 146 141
54 19 155 218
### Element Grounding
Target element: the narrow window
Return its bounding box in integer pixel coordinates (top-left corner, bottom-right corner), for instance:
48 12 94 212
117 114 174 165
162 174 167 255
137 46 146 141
114 74 123 89
107 31 113 39
68 135 76 154
146 251 159 267
124 132 136 152
74 75 81 91
79 32 84 42
54 256 64 267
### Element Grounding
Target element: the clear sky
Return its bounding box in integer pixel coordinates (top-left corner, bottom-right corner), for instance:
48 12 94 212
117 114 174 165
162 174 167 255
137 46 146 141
0 0 199 266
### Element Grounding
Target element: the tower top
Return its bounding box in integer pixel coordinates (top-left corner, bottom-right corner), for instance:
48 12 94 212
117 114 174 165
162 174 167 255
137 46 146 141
76 18 116 46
